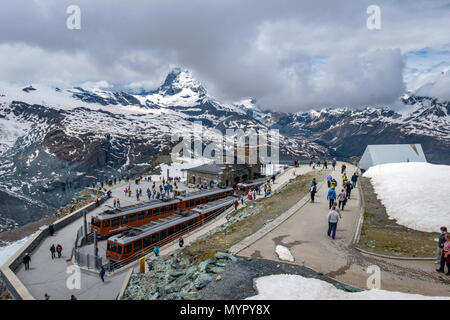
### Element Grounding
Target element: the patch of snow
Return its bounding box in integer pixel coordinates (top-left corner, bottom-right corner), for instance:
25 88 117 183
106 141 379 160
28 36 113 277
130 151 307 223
363 162 450 232
275 245 294 262
0 236 31 267
246 274 449 300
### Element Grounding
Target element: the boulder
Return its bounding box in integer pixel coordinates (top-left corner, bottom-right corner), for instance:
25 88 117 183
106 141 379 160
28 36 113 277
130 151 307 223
198 258 217 272
194 273 214 289
214 252 237 261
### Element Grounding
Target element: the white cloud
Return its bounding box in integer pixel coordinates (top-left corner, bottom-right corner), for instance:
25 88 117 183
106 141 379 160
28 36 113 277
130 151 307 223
0 0 448 111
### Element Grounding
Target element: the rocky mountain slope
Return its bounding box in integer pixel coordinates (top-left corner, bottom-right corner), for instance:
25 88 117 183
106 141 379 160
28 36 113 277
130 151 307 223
269 95 450 164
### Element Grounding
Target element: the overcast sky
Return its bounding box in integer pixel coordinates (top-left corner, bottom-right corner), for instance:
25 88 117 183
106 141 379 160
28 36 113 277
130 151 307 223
0 0 449 111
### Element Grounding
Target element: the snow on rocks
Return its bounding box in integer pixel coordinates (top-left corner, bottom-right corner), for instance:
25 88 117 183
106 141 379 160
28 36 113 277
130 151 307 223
363 162 450 232
275 245 294 262
246 274 450 300
0 236 30 267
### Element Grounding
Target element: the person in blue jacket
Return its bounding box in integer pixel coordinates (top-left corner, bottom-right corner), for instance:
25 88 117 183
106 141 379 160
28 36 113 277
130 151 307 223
154 246 160 257
327 187 337 209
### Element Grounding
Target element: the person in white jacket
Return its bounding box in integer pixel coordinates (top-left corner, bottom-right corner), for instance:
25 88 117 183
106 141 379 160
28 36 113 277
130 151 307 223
327 205 341 239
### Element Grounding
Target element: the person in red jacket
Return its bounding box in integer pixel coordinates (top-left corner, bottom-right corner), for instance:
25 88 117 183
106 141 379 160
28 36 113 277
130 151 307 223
437 233 450 275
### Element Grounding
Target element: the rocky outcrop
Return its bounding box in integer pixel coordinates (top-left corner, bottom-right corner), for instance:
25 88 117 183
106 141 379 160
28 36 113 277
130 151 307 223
122 251 236 300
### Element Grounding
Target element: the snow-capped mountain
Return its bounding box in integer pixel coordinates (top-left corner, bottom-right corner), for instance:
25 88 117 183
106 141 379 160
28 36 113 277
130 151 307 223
270 95 450 164
0 69 327 230
1 67 449 230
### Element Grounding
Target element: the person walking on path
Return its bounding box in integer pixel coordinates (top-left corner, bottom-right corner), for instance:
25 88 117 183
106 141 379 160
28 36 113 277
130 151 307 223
327 175 332 188
56 244 62 258
179 237 184 248
154 246 160 257
436 227 448 264
345 180 353 199
332 158 336 171
50 244 56 259
23 253 31 270
341 164 346 174
338 189 347 210
310 178 317 203
44 293 50 300
48 224 55 236
99 266 106 282
327 187 337 209
70 295 77 300
351 172 358 188
234 200 239 211
436 233 450 275
327 205 341 240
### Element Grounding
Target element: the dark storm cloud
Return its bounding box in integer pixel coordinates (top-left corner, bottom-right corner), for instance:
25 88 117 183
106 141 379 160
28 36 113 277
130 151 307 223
0 0 448 111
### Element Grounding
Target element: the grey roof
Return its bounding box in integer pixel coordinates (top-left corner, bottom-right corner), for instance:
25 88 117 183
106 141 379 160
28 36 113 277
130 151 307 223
108 212 199 244
185 163 251 175
176 187 234 201
359 144 427 171
92 198 180 220
186 163 225 174
236 178 269 188
191 196 236 214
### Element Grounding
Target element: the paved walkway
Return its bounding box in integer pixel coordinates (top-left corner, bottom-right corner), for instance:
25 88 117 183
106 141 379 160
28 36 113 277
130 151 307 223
239 162 450 297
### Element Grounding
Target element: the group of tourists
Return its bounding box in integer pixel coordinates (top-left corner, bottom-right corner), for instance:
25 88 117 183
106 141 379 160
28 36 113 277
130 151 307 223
309 160 360 240
50 244 63 259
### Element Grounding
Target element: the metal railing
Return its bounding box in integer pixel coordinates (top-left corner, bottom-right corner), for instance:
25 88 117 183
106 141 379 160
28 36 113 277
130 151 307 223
73 249 103 271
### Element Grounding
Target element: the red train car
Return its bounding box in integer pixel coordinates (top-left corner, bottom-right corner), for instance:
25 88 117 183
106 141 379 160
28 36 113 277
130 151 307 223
176 187 234 210
235 178 269 195
106 196 236 264
91 187 235 238
91 199 181 237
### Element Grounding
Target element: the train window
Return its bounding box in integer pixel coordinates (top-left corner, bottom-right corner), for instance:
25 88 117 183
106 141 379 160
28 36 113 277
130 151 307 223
167 227 174 236
175 224 181 233
182 223 188 230
160 230 167 240
112 218 120 227
102 220 110 228
125 244 132 254
117 245 122 254
195 199 200 205
153 208 159 216
161 206 166 214
174 203 178 210
152 233 158 243
122 215 128 224
168 205 172 211
134 240 142 252
190 200 195 207
129 214 137 222
107 242 117 253
91 218 100 227
143 236 151 248
146 210 152 218
138 212 145 220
